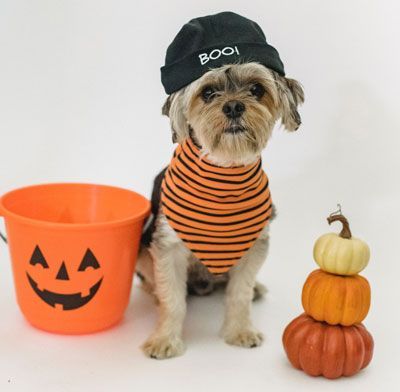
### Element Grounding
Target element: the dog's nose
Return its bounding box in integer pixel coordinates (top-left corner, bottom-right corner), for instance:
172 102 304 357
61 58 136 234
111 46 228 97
222 100 245 119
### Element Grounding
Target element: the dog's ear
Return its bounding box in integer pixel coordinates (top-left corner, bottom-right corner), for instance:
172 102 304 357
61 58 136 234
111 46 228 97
162 95 178 142
276 76 305 131
161 90 190 144
162 96 172 116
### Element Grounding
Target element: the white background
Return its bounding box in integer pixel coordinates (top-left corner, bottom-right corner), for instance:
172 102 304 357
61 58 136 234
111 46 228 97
1 0 399 391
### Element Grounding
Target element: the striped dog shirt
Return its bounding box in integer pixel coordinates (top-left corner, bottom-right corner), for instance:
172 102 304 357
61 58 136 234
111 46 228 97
160 137 272 274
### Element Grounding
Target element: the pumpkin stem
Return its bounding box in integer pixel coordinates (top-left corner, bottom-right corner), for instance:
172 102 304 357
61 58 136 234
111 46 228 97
327 214 352 239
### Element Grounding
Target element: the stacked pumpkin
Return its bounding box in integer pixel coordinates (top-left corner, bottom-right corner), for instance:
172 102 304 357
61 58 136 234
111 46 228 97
282 211 374 379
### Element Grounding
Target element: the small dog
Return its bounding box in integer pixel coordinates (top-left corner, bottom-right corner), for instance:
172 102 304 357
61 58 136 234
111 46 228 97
137 12 304 359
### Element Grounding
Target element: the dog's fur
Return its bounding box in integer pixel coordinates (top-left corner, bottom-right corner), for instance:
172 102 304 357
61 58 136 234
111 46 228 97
137 62 304 359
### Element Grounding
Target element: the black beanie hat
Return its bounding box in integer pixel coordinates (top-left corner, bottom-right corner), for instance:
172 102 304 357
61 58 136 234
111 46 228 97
161 11 285 94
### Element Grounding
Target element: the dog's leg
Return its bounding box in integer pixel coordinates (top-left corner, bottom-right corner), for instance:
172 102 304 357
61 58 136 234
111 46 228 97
136 246 157 299
253 281 268 301
221 229 269 348
142 239 190 359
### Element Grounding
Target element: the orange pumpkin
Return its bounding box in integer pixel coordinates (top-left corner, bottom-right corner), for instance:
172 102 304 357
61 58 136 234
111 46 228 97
282 313 374 379
302 269 370 326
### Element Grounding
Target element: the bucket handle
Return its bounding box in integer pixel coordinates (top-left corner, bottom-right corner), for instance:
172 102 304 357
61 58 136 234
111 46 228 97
0 204 7 244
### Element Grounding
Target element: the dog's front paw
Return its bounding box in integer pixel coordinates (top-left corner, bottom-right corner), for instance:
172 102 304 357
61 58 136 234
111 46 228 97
142 334 185 359
224 328 264 348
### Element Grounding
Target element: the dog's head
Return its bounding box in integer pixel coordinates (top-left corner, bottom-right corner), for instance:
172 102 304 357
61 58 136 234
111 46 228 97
162 62 304 166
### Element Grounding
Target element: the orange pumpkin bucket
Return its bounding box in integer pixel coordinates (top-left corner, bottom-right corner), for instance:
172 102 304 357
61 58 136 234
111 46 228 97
0 183 150 334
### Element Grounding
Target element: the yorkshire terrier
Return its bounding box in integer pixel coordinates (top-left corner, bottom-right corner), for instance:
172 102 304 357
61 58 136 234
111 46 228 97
136 12 304 359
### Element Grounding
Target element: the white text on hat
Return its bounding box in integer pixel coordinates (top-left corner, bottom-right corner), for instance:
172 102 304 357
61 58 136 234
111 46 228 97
199 46 240 65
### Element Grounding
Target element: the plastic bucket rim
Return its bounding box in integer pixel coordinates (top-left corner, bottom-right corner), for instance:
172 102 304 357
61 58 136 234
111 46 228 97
0 182 151 230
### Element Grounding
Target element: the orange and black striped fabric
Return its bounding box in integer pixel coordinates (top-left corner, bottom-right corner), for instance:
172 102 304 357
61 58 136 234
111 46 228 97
161 137 272 275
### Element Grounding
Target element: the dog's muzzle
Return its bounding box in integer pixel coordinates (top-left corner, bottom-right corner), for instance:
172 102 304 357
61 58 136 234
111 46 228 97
225 124 245 134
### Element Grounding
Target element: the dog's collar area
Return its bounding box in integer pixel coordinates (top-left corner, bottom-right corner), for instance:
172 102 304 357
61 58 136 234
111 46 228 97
185 136 258 170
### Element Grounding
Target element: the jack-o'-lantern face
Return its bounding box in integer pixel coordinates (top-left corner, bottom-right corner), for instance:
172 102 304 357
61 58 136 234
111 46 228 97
26 245 103 310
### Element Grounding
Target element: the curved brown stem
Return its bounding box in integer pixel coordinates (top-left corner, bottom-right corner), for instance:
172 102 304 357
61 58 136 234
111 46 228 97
327 214 352 239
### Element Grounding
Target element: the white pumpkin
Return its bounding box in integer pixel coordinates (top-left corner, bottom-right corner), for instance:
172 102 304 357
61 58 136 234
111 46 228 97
313 213 370 275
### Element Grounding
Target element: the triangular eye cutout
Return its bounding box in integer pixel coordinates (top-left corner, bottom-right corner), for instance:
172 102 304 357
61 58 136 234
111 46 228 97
78 248 100 271
29 245 49 268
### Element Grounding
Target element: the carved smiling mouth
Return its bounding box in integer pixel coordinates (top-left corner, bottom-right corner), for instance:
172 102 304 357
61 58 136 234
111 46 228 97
26 273 103 310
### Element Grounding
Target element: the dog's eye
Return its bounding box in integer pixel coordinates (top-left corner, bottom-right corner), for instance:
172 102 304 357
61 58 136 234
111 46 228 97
250 83 265 99
201 86 216 102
